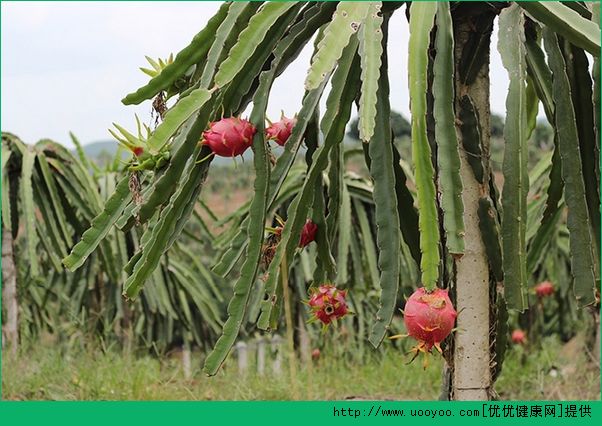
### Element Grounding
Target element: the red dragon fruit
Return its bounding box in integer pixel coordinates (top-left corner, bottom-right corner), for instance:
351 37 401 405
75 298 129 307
311 348 321 361
201 117 256 157
403 288 457 352
511 329 527 345
266 114 297 146
390 287 457 367
298 219 318 248
132 146 145 157
307 284 349 326
534 280 554 298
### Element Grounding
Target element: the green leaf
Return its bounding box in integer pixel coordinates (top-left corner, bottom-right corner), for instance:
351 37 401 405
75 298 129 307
592 2 601 206
561 41 600 257
220 2 318 117
564 1 593 19
121 3 230 105
117 117 202 231
498 4 528 311
269 85 330 211
527 204 563 275
391 141 421 267
124 148 212 299
305 107 320 169
357 2 383 142
69 132 93 174
63 176 131 271
37 153 71 249
326 147 343 247
1 144 13 232
274 2 337 77
518 1 600 56
366 18 401 347
311 177 337 284
433 2 464 255
213 2 298 88
38 139 103 209
213 5 331 277
336 182 352 284
199 2 258 89
478 197 504 283
492 296 509 381
408 1 439 290
169 259 223 333
353 198 380 289
543 28 597 306
145 87 213 154
203 53 272 377
525 29 554 122
304 2 370 90
212 224 249 277
35 218 64 272
257 43 360 330
321 38 358 250
140 67 157 78
50 167 92 218
213 10 333 277
20 146 39 276
183 249 224 304
145 55 161 72
541 146 563 227
308 102 336 283
32 172 68 260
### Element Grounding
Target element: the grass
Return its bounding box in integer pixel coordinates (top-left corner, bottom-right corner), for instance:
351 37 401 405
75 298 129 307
2 335 599 400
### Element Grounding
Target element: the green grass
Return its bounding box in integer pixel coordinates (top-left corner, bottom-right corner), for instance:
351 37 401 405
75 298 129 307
2 336 599 400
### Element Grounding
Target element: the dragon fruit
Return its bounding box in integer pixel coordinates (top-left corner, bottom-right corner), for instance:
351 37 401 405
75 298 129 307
298 219 318 248
132 146 145 157
311 348 321 361
404 288 457 352
511 329 526 345
308 284 349 325
266 114 297 146
390 287 457 367
534 281 554 298
201 117 256 157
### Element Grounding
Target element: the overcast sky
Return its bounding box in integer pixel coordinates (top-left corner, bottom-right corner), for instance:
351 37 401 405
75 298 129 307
2 1 514 148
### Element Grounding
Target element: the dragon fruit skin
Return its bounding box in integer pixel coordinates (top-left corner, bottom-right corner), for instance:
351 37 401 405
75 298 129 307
403 287 457 352
201 117 256 157
511 329 527 345
308 284 349 325
534 281 554 298
266 115 297 146
298 220 318 248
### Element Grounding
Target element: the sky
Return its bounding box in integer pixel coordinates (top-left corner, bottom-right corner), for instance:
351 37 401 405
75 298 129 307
2 2 514 148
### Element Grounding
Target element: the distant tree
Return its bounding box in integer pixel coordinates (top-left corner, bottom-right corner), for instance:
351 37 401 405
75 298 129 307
490 113 505 138
347 110 411 140
491 113 553 148
96 150 114 168
533 122 553 148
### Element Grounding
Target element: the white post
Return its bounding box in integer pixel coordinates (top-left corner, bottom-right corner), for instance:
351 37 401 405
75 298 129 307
271 335 283 375
182 343 192 380
236 341 248 374
257 337 266 376
298 312 311 365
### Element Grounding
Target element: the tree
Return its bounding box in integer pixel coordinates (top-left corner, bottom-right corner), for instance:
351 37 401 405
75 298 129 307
490 113 505 138
62 1 600 400
347 110 411 140
1 133 228 354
